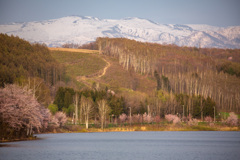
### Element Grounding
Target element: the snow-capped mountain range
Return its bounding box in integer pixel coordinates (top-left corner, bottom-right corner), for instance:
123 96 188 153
0 16 240 48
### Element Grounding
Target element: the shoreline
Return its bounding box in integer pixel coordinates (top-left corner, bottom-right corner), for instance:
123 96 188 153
1 124 239 143
0 136 37 143
41 124 240 133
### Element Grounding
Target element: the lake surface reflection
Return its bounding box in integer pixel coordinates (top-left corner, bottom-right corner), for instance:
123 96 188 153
1 131 240 160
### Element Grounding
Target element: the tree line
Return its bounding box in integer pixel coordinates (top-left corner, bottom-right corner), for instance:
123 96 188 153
62 42 98 50
52 86 126 130
49 85 218 129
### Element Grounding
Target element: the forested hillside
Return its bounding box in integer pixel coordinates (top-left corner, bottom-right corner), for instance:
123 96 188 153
0 34 63 87
97 38 240 114
0 34 66 140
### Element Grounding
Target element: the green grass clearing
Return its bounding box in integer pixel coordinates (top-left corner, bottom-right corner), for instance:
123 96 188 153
50 51 106 79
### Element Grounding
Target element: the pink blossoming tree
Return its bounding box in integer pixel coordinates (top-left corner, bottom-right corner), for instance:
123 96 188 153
119 113 127 127
143 112 153 123
0 84 50 139
165 114 181 125
51 111 67 128
226 112 238 126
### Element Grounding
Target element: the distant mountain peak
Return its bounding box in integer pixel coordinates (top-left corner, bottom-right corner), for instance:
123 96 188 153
0 16 239 48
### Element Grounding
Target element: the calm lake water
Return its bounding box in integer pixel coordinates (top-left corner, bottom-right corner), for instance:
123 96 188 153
1 131 240 160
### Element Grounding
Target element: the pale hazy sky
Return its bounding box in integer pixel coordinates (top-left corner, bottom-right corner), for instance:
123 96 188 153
0 0 239 27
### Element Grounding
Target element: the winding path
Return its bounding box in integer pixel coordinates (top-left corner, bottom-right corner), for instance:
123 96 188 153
76 56 111 88
98 57 110 78
49 47 110 87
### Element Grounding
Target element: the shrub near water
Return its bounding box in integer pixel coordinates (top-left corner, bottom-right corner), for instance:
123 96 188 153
187 119 198 126
165 114 181 125
48 104 58 115
205 116 213 123
51 112 67 128
143 112 153 123
226 112 238 126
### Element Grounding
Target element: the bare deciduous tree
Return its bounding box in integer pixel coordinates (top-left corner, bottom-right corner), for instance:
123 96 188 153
74 93 79 124
97 99 111 130
81 96 93 129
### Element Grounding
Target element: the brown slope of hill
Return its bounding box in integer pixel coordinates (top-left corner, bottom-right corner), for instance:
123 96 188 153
97 38 240 113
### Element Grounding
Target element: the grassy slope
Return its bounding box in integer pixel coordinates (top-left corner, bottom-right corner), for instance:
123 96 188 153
50 48 157 97
50 50 106 77
50 50 107 88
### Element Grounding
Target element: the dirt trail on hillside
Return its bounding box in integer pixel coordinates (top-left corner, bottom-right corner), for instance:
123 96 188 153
98 58 110 78
76 57 111 87
49 47 110 88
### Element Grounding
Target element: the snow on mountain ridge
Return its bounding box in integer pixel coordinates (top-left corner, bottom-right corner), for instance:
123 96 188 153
0 16 239 48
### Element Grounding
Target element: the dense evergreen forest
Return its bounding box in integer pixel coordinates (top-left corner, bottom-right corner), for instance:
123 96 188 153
97 38 240 115
0 34 63 87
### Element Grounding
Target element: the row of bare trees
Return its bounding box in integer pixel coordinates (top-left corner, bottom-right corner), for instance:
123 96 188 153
96 38 240 113
62 42 98 50
72 92 111 130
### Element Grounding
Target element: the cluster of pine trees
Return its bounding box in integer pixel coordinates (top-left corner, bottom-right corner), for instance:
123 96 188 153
0 34 63 87
52 86 126 129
